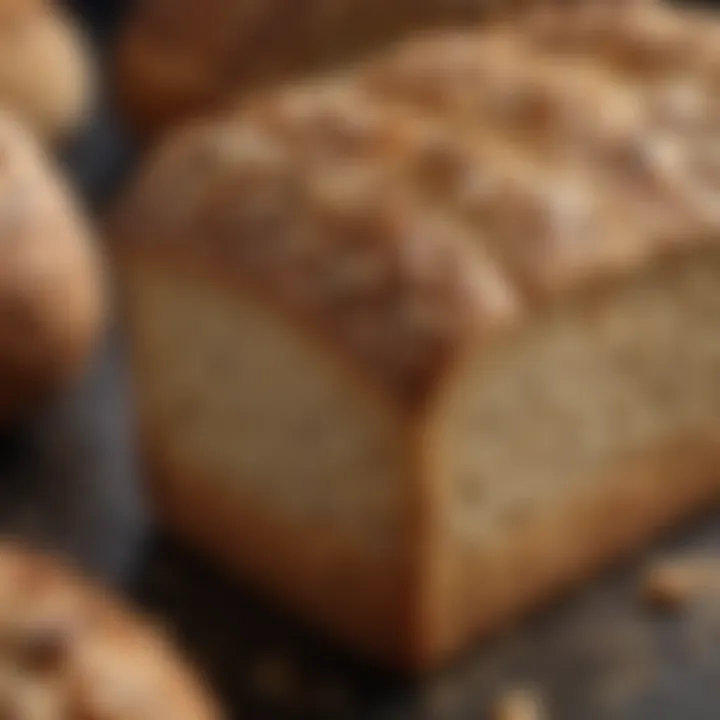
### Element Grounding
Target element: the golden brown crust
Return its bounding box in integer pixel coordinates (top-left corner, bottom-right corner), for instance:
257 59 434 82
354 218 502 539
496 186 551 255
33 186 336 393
0 0 47 28
116 0 658 138
0 543 222 719
114 4 720 408
0 5 93 144
521 2 720 75
113 111 519 406
0 112 105 420
114 0 493 138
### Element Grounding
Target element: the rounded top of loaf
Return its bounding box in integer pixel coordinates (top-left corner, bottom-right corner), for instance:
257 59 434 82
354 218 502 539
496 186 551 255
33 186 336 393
115 0 524 139
0 0 46 22
0 3 93 144
0 543 221 719
113 4 720 407
0 111 105 419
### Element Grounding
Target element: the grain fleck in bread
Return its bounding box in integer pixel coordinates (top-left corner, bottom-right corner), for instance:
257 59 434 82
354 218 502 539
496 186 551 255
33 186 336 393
0 2 93 144
0 112 104 420
0 542 221 719
113 4 720 669
114 0 651 139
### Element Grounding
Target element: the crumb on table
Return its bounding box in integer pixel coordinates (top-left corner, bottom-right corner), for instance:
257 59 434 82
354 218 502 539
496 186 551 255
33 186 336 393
641 556 720 611
493 687 545 720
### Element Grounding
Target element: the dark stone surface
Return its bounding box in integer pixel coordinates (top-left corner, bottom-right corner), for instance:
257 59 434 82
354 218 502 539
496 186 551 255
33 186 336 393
130 522 720 720
0 1 716 718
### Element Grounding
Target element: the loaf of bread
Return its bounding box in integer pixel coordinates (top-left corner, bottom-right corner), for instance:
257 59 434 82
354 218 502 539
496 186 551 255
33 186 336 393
113 4 720 669
115 0 652 139
0 1 93 144
0 112 104 420
0 542 220 718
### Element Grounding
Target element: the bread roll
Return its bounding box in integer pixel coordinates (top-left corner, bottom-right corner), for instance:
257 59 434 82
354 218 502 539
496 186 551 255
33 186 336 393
115 0 652 139
0 112 104 420
0 2 93 144
0 542 220 718
113 4 720 669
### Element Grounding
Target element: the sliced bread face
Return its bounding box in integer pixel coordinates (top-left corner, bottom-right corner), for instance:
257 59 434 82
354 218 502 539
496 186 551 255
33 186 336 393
430 250 720 661
123 257 418 661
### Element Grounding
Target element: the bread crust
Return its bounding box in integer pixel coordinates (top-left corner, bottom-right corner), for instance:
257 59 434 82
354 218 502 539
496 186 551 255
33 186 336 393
117 0 667 140
112 121 520 408
0 113 105 420
0 5 93 144
115 0 500 139
0 543 221 718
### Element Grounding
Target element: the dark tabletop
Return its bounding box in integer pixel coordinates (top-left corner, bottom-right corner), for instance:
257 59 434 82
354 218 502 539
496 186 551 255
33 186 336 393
2 2 719 718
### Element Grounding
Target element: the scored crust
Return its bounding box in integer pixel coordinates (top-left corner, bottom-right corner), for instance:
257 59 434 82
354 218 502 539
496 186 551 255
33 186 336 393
115 2 720 409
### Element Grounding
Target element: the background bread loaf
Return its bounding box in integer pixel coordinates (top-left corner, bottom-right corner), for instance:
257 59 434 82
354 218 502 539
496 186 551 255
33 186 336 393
115 0 654 140
112 4 720 669
0 542 220 719
0 112 104 421
0 2 94 144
